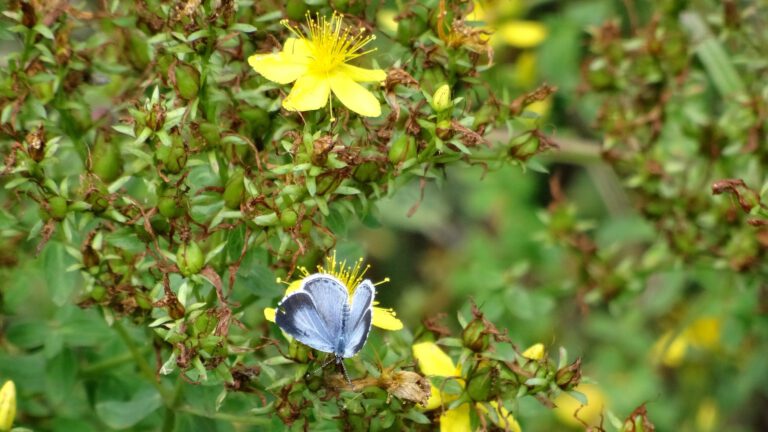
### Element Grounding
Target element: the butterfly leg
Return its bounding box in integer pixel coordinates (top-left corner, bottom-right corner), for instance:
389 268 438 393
337 356 352 385
308 354 337 377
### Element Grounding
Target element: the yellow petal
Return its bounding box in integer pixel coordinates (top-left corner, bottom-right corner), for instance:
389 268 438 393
248 52 308 85
553 384 607 427
684 317 721 350
284 280 302 295
330 72 381 117
283 37 311 57
264 307 276 322
283 73 331 112
440 403 471 432
372 306 403 330
340 64 387 82
423 383 444 411
376 10 399 34
477 402 522 432
497 20 547 48
522 343 545 360
651 330 688 367
412 342 458 377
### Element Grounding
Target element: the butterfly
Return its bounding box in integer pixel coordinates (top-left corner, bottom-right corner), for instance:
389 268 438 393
275 273 374 382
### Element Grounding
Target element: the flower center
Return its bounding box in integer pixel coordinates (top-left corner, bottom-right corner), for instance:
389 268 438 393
281 13 377 74
294 251 388 295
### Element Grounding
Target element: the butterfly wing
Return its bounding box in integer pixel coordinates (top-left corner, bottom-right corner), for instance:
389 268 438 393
342 280 375 358
300 274 348 342
275 291 336 353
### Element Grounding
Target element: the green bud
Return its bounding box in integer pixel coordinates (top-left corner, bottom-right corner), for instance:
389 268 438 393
156 136 187 174
280 209 298 228
555 358 582 390
287 338 311 364
146 104 166 131
192 312 214 336
466 360 500 402
388 133 417 164
158 195 184 219
84 178 110 213
431 84 452 112
198 122 221 147
176 241 204 277
353 160 382 183
461 318 490 352
92 134 123 183
90 285 107 302
345 398 365 416
223 169 245 209
174 62 200 100
48 196 69 221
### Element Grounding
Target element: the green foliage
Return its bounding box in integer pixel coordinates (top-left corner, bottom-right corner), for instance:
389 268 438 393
2 0 767 431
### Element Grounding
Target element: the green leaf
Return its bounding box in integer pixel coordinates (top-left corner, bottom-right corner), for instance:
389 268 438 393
43 242 78 306
95 388 162 430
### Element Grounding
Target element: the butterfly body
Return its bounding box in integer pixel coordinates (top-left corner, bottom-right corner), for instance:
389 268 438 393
275 274 375 366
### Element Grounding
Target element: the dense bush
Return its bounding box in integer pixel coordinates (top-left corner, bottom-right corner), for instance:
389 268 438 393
0 0 766 431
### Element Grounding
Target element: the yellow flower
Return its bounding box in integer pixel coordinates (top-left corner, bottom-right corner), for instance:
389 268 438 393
553 383 607 428
412 341 522 432
0 380 16 432
265 251 403 331
248 13 386 118
651 317 722 367
467 1 547 49
521 343 545 360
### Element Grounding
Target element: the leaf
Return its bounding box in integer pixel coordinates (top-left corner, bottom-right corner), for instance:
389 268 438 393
43 242 78 306
45 348 77 407
95 388 162 430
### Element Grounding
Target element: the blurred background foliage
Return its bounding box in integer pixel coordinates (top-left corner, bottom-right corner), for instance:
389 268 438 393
1 0 768 431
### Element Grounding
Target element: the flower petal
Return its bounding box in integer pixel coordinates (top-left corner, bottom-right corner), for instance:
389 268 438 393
340 64 387 82
497 20 547 48
283 37 311 58
412 342 458 377
440 403 471 432
283 73 331 112
248 52 308 84
522 343 545 360
330 72 382 117
478 402 522 432
372 307 403 330
423 384 444 411
264 307 276 322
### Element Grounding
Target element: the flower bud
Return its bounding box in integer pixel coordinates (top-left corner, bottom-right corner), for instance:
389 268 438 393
84 177 110 213
173 62 200 100
555 358 582 390
91 134 123 183
388 134 417 164
48 196 69 221
198 122 221 147
25 126 46 162
176 241 204 277
146 103 166 131
287 338 311 364
467 360 500 402
280 209 298 228
223 169 245 209
431 84 452 112
0 380 16 432
461 317 490 352
156 135 187 174
157 195 185 219
90 284 107 302
522 343 545 361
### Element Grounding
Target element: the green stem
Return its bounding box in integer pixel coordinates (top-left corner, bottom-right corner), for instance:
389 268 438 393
81 347 151 375
113 319 173 403
161 376 186 432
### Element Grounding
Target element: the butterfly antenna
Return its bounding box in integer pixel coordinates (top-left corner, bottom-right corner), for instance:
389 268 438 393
338 357 352 385
309 355 336 376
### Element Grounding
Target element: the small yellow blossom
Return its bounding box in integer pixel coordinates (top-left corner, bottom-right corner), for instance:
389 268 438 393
553 383 607 427
248 13 386 118
467 1 547 49
412 341 522 432
522 343 545 360
0 380 16 432
651 317 722 367
265 252 403 331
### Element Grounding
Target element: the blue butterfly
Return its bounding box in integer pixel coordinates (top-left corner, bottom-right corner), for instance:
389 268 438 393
275 273 374 381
